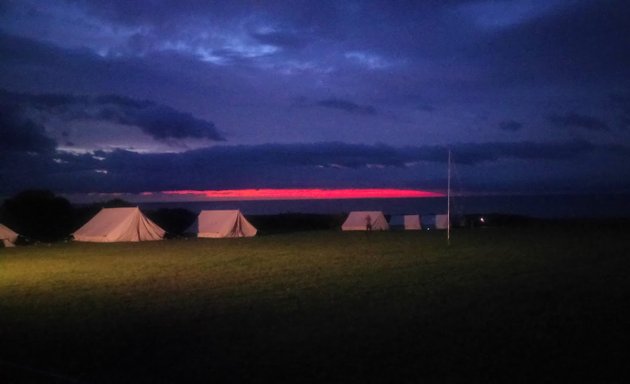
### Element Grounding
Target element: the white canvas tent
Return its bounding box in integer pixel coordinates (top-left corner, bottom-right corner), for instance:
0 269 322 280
0 223 19 247
435 214 449 230
73 207 165 242
404 215 422 230
341 211 389 231
193 210 257 238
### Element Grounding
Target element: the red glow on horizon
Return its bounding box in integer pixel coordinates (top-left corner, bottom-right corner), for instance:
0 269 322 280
162 188 444 201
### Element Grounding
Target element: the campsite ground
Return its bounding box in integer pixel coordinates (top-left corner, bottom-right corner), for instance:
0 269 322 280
1 225 629 383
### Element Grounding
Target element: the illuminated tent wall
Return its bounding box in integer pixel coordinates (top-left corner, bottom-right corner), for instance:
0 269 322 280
435 214 449 230
341 211 389 231
403 215 422 230
73 207 165 242
388 215 421 230
0 223 19 247
192 210 257 238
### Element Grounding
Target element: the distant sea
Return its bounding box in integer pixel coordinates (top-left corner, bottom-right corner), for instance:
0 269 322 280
139 194 630 219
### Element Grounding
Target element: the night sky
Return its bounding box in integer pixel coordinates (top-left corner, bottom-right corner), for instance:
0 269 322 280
1 0 629 200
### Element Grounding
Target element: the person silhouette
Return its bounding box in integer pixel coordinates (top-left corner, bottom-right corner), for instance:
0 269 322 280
365 215 372 231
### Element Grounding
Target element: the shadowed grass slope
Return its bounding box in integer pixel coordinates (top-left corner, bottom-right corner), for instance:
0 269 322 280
1 227 629 383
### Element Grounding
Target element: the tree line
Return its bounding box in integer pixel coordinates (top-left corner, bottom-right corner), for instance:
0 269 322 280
0 190 195 243
1 190 346 243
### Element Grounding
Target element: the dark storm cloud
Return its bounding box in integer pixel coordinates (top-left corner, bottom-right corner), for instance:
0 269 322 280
175 140 612 170
473 0 630 86
68 0 251 26
547 113 609 131
0 89 224 141
3 2 627 107
417 104 435 112
609 93 630 130
2 1 630 198
0 31 142 94
316 99 377 115
609 94 630 110
0 105 57 153
498 120 523 131
92 97 224 141
0 30 104 77
71 0 344 33
3 140 629 195
0 32 232 115
448 140 599 164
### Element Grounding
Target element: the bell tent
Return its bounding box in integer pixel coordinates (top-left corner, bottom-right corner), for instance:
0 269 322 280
192 210 257 238
73 207 165 242
435 214 450 230
341 211 389 231
0 223 19 247
403 215 422 230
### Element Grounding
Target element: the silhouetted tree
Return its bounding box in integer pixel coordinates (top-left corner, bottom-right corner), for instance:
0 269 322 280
147 208 196 236
0 190 74 242
102 198 135 208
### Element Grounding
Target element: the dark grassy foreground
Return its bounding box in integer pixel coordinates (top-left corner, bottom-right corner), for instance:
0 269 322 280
1 227 630 383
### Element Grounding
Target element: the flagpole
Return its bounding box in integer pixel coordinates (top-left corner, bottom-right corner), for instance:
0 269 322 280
447 149 451 246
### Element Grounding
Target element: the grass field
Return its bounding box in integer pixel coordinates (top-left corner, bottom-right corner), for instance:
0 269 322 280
1 226 630 383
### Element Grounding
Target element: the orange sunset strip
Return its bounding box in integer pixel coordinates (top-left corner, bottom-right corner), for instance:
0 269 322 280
162 188 444 200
